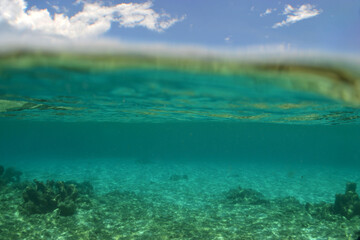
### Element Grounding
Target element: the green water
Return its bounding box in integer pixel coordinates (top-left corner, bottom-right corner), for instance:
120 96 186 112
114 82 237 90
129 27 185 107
1 51 360 239
1 121 360 166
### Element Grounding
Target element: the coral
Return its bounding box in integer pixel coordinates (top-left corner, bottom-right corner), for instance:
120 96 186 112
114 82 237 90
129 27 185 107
0 165 4 176
21 179 92 216
334 182 360 219
225 186 269 205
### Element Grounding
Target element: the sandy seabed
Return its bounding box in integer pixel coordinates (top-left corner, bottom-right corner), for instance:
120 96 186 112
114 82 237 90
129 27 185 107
1 158 360 240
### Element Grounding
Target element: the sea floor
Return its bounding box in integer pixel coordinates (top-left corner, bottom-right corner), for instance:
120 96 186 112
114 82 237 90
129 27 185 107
1 158 360 240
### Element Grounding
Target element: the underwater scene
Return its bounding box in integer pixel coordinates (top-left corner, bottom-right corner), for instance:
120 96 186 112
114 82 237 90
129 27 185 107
0 50 360 240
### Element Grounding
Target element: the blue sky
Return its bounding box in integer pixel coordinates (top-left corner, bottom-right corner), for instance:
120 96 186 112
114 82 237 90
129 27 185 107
1 0 359 53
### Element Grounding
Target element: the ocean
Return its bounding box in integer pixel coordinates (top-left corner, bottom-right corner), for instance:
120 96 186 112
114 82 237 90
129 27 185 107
0 50 360 239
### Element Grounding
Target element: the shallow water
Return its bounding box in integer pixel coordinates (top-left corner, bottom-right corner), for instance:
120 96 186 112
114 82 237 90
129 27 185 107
1 51 360 239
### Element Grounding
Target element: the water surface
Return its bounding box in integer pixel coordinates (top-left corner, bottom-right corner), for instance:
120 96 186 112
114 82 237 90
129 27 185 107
0 51 360 239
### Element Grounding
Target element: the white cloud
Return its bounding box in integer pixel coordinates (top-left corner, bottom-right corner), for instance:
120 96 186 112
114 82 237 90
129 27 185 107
51 5 60 12
260 8 276 17
46 2 69 14
273 4 321 28
224 35 232 43
0 0 184 39
73 0 85 5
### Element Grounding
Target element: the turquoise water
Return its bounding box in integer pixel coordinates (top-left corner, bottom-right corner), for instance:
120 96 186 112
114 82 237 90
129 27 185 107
1 51 360 239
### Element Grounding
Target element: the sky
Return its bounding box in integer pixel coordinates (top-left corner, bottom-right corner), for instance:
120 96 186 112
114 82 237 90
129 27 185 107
0 0 359 53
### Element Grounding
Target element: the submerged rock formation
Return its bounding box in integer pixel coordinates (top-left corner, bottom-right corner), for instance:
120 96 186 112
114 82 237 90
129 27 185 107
0 165 22 187
305 202 335 221
225 186 269 205
334 182 360 219
21 179 93 216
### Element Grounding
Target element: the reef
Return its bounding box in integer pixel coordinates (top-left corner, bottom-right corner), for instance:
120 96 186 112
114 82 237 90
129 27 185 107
334 182 360 219
0 165 22 187
225 186 269 205
21 179 93 216
2 167 360 239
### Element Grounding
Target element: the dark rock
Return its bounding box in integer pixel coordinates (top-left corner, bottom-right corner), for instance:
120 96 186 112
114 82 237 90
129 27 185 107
334 182 360 219
354 230 360 240
3 167 22 183
21 179 91 216
225 186 269 205
58 201 76 216
22 180 60 214
305 202 336 221
169 174 188 181
0 166 22 188
0 179 5 187
346 182 357 193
